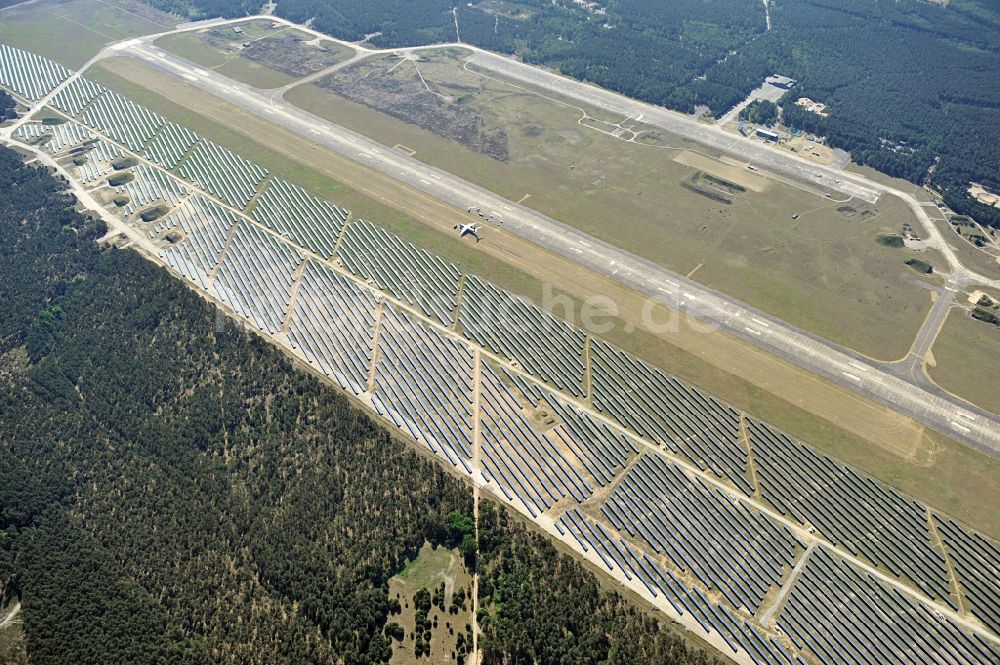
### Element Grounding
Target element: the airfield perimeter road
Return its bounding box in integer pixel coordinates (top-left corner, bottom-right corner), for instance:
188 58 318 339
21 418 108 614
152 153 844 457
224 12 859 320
91 22 1000 455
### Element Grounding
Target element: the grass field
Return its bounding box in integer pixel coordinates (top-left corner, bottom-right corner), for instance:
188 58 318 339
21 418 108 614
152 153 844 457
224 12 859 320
388 543 473 664
82 58 1000 538
927 304 1000 416
933 215 1000 281
155 20 354 90
0 0 174 67
284 48 932 360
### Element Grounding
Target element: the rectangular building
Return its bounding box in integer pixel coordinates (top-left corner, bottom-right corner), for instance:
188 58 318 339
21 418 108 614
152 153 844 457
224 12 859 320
756 128 779 142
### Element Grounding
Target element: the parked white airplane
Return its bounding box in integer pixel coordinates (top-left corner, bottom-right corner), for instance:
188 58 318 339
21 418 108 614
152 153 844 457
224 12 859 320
454 223 481 242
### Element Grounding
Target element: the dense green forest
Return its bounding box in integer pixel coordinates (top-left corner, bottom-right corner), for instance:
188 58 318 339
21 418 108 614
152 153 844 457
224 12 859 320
0 90 15 122
137 0 1000 227
0 146 720 663
739 100 778 126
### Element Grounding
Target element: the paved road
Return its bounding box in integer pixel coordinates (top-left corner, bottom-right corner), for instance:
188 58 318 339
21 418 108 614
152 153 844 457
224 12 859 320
878 277 959 392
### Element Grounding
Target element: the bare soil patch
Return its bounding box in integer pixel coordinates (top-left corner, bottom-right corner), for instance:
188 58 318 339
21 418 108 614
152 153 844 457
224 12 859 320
317 60 509 161
241 32 351 77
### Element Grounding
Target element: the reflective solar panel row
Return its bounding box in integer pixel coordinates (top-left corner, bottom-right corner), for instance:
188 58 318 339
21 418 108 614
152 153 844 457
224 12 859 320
142 122 200 170
602 453 802 613
177 139 268 209
0 43 69 101
159 195 242 289
337 219 460 325
934 515 1000 636
748 418 954 605
556 508 804 665
777 546 998 665
253 178 348 258
373 304 475 472
287 260 379 396
80 89 166 152
211 220 302 333
590 339 752 494
460 275 586 396
479 363 593 517
50 76 104 116
118 164 189 216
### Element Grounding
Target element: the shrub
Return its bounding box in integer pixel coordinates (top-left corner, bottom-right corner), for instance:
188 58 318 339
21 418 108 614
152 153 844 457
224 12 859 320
112 157 138 170
113 195 130 207
971 307 1000 326
139 205 169 222
107 172 134 186
904 258 933 274
877 233 904 248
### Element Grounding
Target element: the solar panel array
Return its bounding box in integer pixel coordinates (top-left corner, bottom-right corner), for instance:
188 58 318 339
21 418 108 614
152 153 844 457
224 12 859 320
747 418 954 605
556 508 804 665
590 339 753 494
158 195 242 289
142 122 200 169
79 140 124 184
0 43 70 100
90 139 124 163
337 219 460 325
13 121 96 153
460 275 587 396
373 304 475 471
177 139 268 209
543 393 640 487
479 363 592 517
212 221 302 333
287 260 379 396
778 547 999 665
80 90 166 152
118 164 189 216
50 76 104 116
602 454 802 612
252 178 348 258
934 515 1000 636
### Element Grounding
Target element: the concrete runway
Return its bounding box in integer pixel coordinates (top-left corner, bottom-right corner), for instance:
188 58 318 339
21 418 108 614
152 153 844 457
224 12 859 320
89 24 1000 455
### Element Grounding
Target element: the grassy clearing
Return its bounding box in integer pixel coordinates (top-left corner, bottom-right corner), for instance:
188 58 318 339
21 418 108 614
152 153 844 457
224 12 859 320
388 543 473 665
928 306 1000 416
285 48 930 359
933 215 1000 281
0 0 174 67
83 58 1000 538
